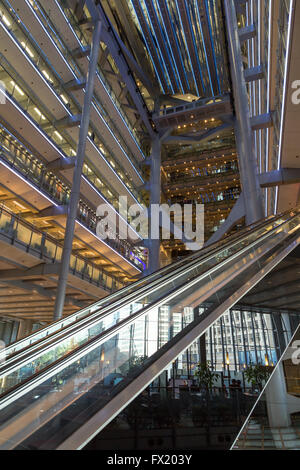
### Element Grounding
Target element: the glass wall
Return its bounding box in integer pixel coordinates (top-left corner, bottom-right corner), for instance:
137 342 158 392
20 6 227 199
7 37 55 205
156 306 300 377
0 319 19 346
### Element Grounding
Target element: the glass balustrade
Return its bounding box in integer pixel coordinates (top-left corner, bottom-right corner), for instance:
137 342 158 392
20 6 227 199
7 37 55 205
0 209 294 396
0 205 124 297
0 3 145 203
0 123 145 270
26 0 145 154
1 210 281 362
0 210 299 449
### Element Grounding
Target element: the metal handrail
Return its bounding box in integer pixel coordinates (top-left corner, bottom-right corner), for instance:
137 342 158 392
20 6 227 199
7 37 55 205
156 94 230 117
0 209 296 396
0 204 123 292
0 135 144 269
0 212 298 452
2 207 295 365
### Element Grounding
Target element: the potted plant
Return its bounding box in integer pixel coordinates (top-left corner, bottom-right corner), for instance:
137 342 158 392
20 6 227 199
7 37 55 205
119 355 148 378
244 363 273 392
194 361 218 393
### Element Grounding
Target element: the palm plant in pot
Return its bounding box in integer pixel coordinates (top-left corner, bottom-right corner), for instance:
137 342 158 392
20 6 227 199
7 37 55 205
244 363 273 392
192 361 218 426
194 361 218 393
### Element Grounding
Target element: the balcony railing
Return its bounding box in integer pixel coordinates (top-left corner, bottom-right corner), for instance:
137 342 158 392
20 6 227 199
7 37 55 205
0 205 125 292
28 0 145 154
156 94 229 117
0 125 145 271
0 14 144 204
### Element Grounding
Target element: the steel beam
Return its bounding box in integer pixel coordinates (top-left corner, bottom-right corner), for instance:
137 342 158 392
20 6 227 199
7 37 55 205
72 46 91 59
85 0 155 138
238 24 256 43
248 285 300 306
244 65 264 83
164 123 234 144
65 79 86 91
224 0 264 225
54 20 102 320
0 263 61 280
2 279 84 307
205 194 245 247
251 112 273 130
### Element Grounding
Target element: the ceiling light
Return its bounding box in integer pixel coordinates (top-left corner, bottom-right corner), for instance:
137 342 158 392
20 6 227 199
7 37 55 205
21 41 34 58
10 81 24 96
54 131 63 140
1 14 11 27
34 107 46 120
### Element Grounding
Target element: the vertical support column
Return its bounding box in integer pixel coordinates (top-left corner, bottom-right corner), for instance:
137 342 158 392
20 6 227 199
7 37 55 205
195 307 207 365
148 133 161 274
223 0 264 225
272 314 288 359
53 20 102 320
17 319 34 340
282 313 292 344
266 362 291 428
229 310 238 370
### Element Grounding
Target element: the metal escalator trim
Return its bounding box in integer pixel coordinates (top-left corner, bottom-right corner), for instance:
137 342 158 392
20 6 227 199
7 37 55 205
1 212 291 378
57 233 300 450
0 215 297 412
4 209 290 359
0 214 291 384
1 229 300 450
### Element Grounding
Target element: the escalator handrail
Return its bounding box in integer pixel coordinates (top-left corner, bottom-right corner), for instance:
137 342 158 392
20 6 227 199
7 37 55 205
0 211 298 407
0 210 294 377
3 208 293 364
4 210 284 357
58 230 300 450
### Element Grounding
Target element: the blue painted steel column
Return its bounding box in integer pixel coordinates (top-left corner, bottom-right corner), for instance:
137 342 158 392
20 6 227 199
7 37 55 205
53 20 102 320
224 0 264 224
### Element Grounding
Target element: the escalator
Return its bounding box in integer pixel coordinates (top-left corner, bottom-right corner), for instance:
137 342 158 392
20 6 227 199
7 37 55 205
3 209 277 360
0 210 279 388
0 209 300 449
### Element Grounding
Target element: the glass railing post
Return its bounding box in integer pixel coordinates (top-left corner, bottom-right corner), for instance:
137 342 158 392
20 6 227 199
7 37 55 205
40 233 46 259
11 216 16 240
74 257 78 274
